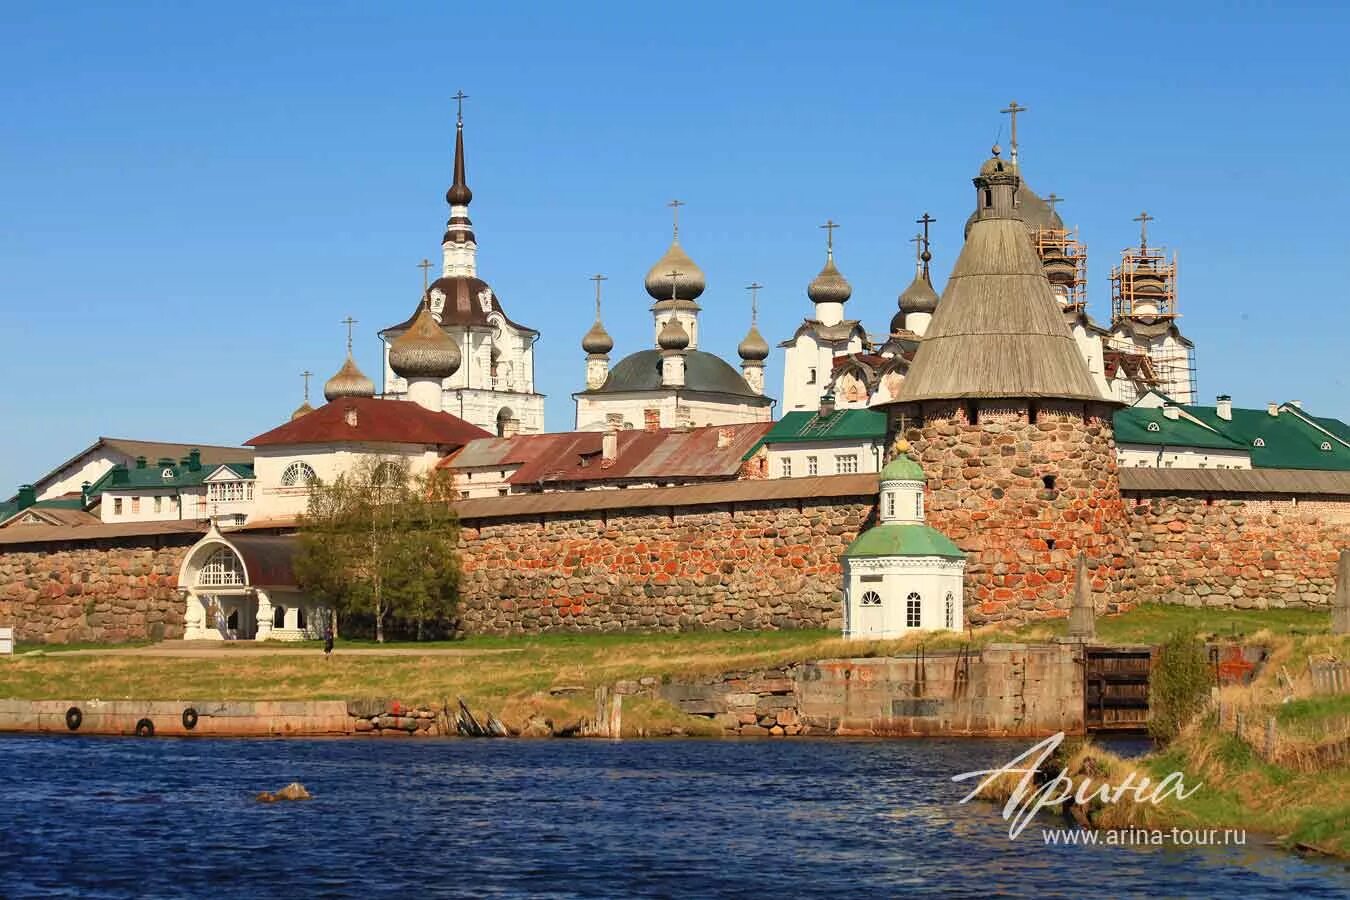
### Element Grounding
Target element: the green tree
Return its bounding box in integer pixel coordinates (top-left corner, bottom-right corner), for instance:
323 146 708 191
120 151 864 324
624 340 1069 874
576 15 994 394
294 457 461 642
1148 626 1214 744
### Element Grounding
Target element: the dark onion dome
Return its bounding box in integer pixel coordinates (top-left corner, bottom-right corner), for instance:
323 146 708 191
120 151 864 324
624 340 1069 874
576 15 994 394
290 401 315 421
390 303 462 379
807 255 852 305
586 349 769 399
582 318 614 355
657 317 690 350
738 323 770 361
323 354 375 401
445 121 472 206
898 272 939 316
644 240 706 302
889 308 907 335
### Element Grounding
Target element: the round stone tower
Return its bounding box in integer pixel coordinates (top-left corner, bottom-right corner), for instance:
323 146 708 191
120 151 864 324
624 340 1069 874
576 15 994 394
880 146 1134 625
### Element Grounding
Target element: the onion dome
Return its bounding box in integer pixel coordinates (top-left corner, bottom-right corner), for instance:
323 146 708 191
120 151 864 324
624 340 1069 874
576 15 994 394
657 317 690 351
645 240 706 303
582 318 614 355
808 255 852 305
738 324 769 361
290 401 314 421
324 355 375 401
881 443 926 482
899 272 939 317
389 303 462 379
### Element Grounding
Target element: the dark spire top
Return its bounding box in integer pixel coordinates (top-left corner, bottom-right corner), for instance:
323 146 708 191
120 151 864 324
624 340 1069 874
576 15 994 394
446 91 472 207
896 228 938 326
807 220 851 304
739 282 769 361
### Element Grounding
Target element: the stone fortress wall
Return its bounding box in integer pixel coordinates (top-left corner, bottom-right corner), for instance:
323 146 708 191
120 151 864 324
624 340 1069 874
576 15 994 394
1 475 1348 641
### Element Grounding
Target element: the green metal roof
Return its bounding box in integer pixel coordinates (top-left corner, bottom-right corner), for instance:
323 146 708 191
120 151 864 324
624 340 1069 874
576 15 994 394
843 522 965 559
880 452 926 481
87 458 255 494
743 408 887 459
1112 408 1247 452
1184 405 1350 471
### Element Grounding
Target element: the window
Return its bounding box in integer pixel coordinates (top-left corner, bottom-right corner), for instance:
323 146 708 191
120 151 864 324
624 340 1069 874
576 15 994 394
1147 422 1160 432
945 592 955 629
835 454 859 474
1321 441 1333 451
983 188 992 208
915 493 923 519
906 592 922 628
208 481 252 503
273 606 286 629
807 456 818 476
281 462 317 487
153 496 162 513
113 498 123 515
198 547 245 586
459 491 470 499
1252 438 1265 448
497 488 508 497
780 458 792 478
161 468 174 480
807 367 816 385
131 497 140 514
297 607 307 630
860 591 881 607
886 491 895 518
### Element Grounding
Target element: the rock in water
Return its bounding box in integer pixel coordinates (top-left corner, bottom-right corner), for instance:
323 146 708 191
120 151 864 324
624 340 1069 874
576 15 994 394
255 782 312 803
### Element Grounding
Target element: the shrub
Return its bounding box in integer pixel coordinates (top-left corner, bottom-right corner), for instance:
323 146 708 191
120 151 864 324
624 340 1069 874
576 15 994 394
1149 626 1214 744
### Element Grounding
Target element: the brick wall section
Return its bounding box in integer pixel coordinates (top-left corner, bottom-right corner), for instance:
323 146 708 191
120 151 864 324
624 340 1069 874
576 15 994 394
0 537 194 642
456 498 871 633
1126 494 1350 608
894 400 1137 625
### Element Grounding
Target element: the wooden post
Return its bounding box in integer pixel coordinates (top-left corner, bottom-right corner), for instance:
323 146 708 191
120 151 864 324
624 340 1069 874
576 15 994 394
593 685 610 737
1264 716 1277 759
1236 711 1245 738
607 692 623 739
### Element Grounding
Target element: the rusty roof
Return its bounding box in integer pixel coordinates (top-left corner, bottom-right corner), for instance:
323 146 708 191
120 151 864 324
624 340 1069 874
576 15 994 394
1119 467 1350 496
0 507 101 529
247 397 490 448
442 422 773 487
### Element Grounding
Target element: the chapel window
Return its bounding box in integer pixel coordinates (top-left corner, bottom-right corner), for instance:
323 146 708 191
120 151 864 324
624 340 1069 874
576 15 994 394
945 592 955 629
198 547 245 587
281 462 317 487
860 591 881 607
906 592 922 628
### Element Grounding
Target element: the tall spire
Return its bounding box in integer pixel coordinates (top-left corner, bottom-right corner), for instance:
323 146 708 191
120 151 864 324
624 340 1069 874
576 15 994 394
442 90 477 278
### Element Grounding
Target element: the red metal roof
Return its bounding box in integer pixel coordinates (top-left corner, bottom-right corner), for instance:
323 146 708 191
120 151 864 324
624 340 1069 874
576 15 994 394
246 398 491 448
440 421 772 487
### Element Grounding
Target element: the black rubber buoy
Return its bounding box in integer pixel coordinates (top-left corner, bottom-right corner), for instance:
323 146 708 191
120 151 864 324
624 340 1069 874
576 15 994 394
134 718 155 738
64 707 82 731
182 707 198 730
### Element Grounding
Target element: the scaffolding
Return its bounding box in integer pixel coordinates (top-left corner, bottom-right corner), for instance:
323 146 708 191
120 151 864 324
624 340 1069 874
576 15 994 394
1033 226 1088 310
1110 244 1177 323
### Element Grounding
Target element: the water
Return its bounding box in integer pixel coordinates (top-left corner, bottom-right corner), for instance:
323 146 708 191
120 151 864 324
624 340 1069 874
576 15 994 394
0 736 1345 898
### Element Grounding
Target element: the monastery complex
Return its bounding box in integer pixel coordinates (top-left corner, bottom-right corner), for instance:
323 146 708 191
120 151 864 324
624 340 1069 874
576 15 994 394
2 100 1348 643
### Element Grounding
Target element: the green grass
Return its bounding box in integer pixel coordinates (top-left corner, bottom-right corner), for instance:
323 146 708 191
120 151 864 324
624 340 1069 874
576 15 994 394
1275 694 1350 725
1012 603 1331 644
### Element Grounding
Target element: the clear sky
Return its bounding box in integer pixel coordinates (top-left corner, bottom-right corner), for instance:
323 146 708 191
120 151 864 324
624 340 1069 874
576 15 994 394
3 1 1349 489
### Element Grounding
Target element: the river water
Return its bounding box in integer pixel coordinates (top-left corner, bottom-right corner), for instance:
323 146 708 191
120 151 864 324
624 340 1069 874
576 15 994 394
0 736 1344 898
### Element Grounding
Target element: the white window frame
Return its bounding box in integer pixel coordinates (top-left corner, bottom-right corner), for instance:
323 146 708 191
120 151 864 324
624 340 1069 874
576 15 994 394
835 454 859 475
780 458 792 478
281 462 317 488
806 456 818 476
906 592 921 628
198 547 245 587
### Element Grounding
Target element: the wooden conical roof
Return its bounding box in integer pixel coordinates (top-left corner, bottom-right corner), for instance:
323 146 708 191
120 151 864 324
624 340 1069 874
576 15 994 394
895 170 1104 404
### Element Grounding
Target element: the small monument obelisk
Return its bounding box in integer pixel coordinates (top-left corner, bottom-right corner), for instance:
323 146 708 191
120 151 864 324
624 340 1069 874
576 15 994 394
1333 549 1350 636
1067 552 1096 640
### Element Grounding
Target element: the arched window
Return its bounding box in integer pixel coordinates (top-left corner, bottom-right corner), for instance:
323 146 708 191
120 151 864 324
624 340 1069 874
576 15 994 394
1147 422 1161 432
1252 438 1265 448
273 606 285 629
281 461 317 487
297 607 307 630
860 590 882 607
372 461 400 486
198 547 245 586
945 592 955 629
1320 441 1333 451
906 592 921 628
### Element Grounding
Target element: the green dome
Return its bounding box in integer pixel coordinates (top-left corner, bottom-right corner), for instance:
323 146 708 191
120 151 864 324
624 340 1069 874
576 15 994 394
880 452 926 482
843 522 964 559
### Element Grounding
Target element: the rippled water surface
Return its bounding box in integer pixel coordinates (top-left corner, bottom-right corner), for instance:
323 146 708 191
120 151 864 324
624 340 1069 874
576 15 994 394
0 736 1345 898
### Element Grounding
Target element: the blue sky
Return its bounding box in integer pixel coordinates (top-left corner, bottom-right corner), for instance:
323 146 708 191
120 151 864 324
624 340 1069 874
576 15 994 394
3 1 1349 488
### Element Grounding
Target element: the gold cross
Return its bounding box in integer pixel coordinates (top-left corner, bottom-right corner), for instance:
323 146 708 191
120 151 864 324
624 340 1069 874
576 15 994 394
1045 193 1063 213
340 315 357 353
301 370 313 404
590 273 607 318
820 219 839 254
745 282 763 324
417 258 433 291
668 199 684 239
1134 210 1155 248
452 90 469 125
1001 100 1027 160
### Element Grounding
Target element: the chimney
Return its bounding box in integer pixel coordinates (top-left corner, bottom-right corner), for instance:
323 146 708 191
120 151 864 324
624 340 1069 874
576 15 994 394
602 413 622 466
717 427 735 450
188 448 201 471
501 417 520 438
81 480 91 505
16 484 36 511
1267 402 1279 417
818 391 836 418
135 456 147 469
345 405 359 427
1216 395 1232 421
643 407 661 433
1163 404 1180 420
